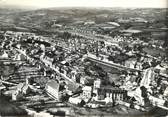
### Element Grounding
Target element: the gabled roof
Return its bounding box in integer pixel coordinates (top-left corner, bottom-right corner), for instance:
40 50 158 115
82 86 92 91
16 83 29 91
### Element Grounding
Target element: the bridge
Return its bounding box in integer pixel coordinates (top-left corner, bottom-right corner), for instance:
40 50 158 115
86 53 142 72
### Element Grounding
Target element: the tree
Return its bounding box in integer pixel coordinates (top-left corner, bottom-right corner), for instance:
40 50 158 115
61 93 70 102
79 100 86 107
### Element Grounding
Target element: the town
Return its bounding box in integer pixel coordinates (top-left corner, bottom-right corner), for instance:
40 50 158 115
0 7 168 117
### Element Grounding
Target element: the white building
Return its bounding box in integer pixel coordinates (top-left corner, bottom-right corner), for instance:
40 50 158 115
69 97 82 105
93 79 101 94
12 90 23 101
149 96 165 106
127 87 144 106
82 86 92 101
106 22 120 27
45 80 60 101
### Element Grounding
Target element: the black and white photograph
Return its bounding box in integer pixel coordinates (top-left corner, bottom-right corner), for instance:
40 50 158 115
0 0 168 117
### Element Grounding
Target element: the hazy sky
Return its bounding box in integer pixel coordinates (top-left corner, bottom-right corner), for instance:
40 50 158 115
0 0 167 8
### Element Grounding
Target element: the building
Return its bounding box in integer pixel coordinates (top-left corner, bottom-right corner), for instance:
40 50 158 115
82 86 92 101
12 79 31 100
80 76 86 85
16 82 31 95
127 87 144 105
31 112 53 117
93 79 127 104
164 87 168 97
149 95 166 106
42 55 54 67
12 90 23 101
87 100 106 108
125 58 137 69
93 79 101 94
1 51 8 58
0 82 5 91
71 70 77 81
97 86 127 103
45 80 60 101
40 44 45 52
15 53 27 61
69 96 82 105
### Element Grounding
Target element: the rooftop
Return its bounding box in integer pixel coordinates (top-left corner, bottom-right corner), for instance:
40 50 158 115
82 86 92 91
46 80 59 90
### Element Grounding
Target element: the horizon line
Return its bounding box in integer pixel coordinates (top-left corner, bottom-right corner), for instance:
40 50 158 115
0 0 167 9
0 5 168 10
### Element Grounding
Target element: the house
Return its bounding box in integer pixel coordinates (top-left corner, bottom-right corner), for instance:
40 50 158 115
93 79 101 94
43 55 54 67
45 80 60 101
127 87 144 105
155 64 168 76
164 87 168 97
71 70 77 81
40 44 45 52
69 96 82 105
1 51 8 58
149 95 166 106
12 90 23 101
0 82 5 91
16 44 21 49
82 86 92 101
15 53 27 61
80 76 86 85
125 58 137 69
12 80 31 100
16 83 31 95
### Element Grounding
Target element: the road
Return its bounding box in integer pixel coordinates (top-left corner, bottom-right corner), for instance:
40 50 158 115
0 80 18 86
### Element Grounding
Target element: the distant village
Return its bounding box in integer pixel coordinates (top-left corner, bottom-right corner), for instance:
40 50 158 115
0 18 168 116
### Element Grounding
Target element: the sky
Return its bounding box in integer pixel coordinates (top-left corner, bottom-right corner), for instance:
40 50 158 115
0 0 167 8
